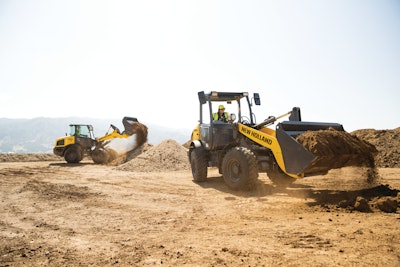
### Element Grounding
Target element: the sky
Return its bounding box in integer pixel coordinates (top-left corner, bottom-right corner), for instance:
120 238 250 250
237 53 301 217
0 0 399 132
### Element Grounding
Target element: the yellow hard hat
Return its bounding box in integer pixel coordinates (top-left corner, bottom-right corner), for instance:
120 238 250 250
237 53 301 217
218 105 225 110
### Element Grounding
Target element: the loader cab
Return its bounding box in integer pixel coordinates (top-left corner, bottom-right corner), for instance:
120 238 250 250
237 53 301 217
197 91 260 150
69 124 95 139
53 124 96 162
69 124 96 151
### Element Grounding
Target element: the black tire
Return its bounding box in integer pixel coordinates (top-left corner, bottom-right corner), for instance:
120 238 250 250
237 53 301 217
266 162 296 187
91 148 110 164
222 147 258 190
64 146 83 163
190 147 208 183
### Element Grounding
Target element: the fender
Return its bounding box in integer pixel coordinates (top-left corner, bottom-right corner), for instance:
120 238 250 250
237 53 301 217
191 140 202 148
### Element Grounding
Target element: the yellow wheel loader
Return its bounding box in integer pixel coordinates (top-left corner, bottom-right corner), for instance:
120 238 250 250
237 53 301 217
188 91 375 190
53 117 147 164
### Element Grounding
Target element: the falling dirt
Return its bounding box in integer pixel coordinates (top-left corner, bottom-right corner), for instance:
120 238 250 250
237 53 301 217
95 121 150 165
129 122 149 146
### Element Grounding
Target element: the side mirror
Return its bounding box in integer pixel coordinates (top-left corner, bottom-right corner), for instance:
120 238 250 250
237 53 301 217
253 93 261 105
198 91 206 104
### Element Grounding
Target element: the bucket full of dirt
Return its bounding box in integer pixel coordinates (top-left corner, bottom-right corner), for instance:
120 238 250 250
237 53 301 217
276 121 378 176
297 128 377 175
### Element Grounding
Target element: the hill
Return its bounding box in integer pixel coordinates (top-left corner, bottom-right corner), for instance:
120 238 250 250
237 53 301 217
0 117 191 153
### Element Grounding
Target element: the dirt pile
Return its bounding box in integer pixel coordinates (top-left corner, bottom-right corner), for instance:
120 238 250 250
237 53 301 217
321 184 400 213
352 127 400 168
296 128 377 167
0 153 62 162
116 139 190 172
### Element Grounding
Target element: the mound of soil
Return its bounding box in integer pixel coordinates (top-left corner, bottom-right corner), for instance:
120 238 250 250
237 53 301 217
296 128 377 167
0 153 62 162
352 127 400 168
324 184 400 213
116 139 190 172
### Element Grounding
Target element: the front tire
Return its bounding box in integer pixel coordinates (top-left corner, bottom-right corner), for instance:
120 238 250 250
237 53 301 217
64 146 83 163
190 147 208 182
91 148 110 164
222 147 258 190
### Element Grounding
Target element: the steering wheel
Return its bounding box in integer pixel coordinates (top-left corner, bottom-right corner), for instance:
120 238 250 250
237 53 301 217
240 116 250 125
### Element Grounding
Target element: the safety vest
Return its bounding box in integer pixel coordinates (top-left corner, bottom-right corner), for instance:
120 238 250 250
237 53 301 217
213 112 229 122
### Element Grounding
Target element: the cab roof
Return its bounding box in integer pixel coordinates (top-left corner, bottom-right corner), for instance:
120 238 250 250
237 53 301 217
203 91 249 102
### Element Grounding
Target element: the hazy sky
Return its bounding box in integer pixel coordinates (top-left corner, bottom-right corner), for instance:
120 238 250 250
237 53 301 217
1 0 399 131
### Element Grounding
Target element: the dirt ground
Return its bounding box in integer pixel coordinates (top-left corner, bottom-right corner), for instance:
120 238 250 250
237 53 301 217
1 128 400 267
1 159 399 266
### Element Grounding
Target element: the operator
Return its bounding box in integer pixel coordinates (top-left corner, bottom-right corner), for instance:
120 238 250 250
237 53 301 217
75 125 81 137
213 105 229 122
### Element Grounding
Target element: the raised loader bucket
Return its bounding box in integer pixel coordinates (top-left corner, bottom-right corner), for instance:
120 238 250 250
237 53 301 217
276 121 377 176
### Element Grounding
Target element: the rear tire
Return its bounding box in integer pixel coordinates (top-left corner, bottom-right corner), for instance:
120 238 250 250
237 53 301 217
190 147 208 182
64 146 83 163
222 147 258 190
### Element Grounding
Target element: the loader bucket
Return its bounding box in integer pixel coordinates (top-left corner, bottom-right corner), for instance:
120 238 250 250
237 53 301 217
276 121 376 176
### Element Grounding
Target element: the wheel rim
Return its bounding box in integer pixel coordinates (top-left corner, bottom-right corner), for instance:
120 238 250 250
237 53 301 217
227 159 241 182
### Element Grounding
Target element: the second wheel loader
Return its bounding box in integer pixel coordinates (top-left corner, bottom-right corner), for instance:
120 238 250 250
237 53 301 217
53 117 148 164
188 91 376 190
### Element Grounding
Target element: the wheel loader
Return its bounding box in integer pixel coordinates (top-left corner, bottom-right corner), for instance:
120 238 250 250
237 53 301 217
53 117 148 164
188 91 375 190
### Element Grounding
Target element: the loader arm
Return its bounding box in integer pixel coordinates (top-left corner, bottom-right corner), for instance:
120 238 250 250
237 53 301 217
97 125 130 143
